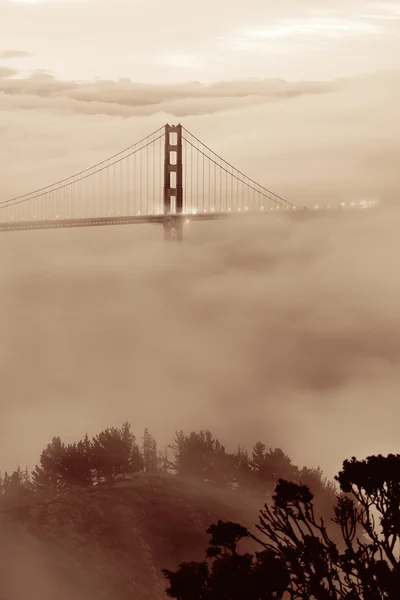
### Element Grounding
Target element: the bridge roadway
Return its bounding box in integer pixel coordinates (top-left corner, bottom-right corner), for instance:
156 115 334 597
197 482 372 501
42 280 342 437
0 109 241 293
0 212 228 232
0 207 352 233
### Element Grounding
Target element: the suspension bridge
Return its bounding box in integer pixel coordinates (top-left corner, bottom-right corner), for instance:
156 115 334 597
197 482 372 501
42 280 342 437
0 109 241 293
0 124 373 241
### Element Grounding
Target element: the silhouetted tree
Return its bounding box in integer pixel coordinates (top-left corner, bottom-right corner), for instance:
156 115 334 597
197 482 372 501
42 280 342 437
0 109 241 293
230 446 254 492
250 444 299 497
168 430 337 509
142 428 158 473
31 436 66 494
0 466 33 507
57 436 93 488
298 465 337 503
91 422 143 482
31 423 144 492
251 442 267 472
31 435 93 492
170 430 232 485
297 465 345 545
163 453 400 599
163 520 289 599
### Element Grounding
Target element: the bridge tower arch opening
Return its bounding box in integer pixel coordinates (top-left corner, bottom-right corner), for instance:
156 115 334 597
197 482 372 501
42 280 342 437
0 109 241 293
163 123 183 242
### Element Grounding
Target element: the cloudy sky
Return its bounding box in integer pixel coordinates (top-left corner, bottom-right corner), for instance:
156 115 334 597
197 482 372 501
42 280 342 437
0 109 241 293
1 0 400 82
0 0 399 207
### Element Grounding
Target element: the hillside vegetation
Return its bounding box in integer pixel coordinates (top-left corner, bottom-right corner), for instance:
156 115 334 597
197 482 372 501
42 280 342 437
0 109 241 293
0 473 261 599
0 423 338 599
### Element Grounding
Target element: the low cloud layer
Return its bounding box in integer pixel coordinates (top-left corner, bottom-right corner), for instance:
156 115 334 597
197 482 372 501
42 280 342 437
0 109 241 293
1 68 399 119
0 69 334 117
0 208 399 480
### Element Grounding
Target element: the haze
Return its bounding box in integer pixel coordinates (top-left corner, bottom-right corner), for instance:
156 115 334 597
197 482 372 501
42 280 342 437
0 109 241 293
0 0 399 479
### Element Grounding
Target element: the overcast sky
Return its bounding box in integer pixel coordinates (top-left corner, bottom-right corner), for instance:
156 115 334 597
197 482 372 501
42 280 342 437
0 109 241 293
1 0 400 82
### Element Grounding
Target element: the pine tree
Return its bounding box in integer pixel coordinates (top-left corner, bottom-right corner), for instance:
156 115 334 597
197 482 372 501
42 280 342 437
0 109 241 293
32 436 65 495
57 440 93 487
249 443 299 497
169 430 231 485
1 466 34 507
22 466 32 490
142 428 159 473
250 441 266 471
230 446 253 491
91 422 143 482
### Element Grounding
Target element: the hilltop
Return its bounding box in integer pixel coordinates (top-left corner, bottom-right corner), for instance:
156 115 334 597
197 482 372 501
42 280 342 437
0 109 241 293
0 472 261 600
0 425 338 599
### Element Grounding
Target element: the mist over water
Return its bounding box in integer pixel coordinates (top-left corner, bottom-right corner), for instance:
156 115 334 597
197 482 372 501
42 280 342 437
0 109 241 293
0 208 398 479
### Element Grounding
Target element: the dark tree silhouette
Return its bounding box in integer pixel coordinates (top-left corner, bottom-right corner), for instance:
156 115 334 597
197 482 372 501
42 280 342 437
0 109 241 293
142 428 159 473
230 445 254 492
251 442 268 473
250 444 299 497
32 436 66 494
169 430 233 485
163 453 400 599
297 465 345 545
163 520 290 600
91 421 143 482
57 436 93 487
31 422 143 492
32 435 92 491
0 466 33 507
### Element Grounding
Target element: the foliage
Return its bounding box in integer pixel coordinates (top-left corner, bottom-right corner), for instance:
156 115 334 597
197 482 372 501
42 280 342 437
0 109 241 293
0 420 355 600
169 429 233 485
163 453 400 600
0 466 34 507
91 421 143 482
1 424 340 558
142 428 159 473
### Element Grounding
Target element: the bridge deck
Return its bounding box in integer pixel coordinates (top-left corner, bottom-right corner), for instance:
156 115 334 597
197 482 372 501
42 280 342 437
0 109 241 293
0 207 359 233
0 211 273 232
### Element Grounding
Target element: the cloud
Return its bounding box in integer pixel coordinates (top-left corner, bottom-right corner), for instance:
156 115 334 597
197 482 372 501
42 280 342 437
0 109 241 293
0 69 334 118
0 49 31 59
364 1 400 19
0 69 399 206
0 207 399 482
2 0 400 84
235 15 381 47
0 66 17 77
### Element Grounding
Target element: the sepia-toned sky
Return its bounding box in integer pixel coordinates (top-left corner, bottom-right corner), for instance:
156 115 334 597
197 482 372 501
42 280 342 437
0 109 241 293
1 0 400 479
2 0 400 82
1 0 400 206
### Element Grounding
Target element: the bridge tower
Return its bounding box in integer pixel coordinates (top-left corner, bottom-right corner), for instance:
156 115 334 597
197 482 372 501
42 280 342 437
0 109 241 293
163 123 183 241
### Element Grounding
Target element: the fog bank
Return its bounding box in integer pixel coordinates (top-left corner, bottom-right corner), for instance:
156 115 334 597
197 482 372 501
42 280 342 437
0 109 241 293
0 208 398 478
